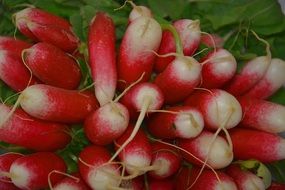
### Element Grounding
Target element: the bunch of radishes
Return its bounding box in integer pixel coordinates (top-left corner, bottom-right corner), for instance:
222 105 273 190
0 2 285 190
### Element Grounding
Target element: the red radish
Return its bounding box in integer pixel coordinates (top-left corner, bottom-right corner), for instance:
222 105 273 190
117 16 162 90
154 19 201 73
225 164 265 190
78 145 121 190
148 142 181 179
15 8 79 52
244 58 285 99
0 36 31 57
23 42 81 89
149 177 174 190
88 12 117 106
177 130 233 169
19 84 99 123
147 106 204 139
53 173 91 190
185 89 242 130
0 50 38 92
268 182 285 190
120 176 144 190
154 56 202 104
129 5 152 22
84 102 129 145
0 153 23 190
200 48 237 89
238 96 285 133
200 33 224 48
114 125 152 176
230 128 285 162
9 152 66 190
176 167 238 190
0 104 71 151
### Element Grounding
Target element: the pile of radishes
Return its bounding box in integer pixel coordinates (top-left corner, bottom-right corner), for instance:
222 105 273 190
1 2 285 190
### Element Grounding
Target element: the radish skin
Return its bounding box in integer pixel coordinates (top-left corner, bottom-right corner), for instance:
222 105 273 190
53 173 91 190
24 42 81 89
268 182 285 190
149 178 174 190
147 106 204 139
0 50 38 92
120 176 144 190
244 58 285 99
88 12 117 106
177 130 233 169
117 17 162 90
129 6 152 22
0 104 71 151
0 37 31 57
200 33 224 48
9 152 67 190
230 128 285 162
238 96 285 133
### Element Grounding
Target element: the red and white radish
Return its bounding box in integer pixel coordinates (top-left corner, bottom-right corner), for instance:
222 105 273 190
154 19 201 73
185 89 242 130
14 8 79 52
147 106 204 139
78 145 121 190
0 36 31 57
88 12 117 106
225 164 265 190
9 152 66 190
129 5 152 22
0 104 71 151
200 48 237 89
53 173 91 190
177 130 233 169
0 50 38 92
244 58 285 99
117 16 162 90
238 96 285 133
84 102 129 145
23 42 81 89
176 167 238 190
154 56 202 104
230 128 285 162
148 142 181 179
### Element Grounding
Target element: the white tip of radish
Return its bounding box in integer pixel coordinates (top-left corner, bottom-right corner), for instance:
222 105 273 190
277 139 285 160
54 183 79 190
151 158 170 176
207 90 242 129
124 154 151 175
15 8 31 25
266 105 285 133
215 180 238 190
242 56 270 76
172 56 202 82
265 58 285 87
20 85 53 119
241 174 265 190
88 166 120 190
129 6 152 22
198 133 233 169
174 109 204 138
125 17 162 61
10 163 31 189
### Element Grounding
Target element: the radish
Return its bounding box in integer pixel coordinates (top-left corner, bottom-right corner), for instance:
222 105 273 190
148 142 181 179
268 182 285 190
114 124 152 176
230 128 285 162
0 104 71 151
53 173 91 190
84 101 129 145
0 153 23 190
120 176 144 190
0 50 38 92
88 12 117 106
200 33 224 48
149 177 174 190
117 16 162 90
225 164 265 190
78 145 121 190
0 36 31 57
147 105 204 139
238 96 285 133
154 19 201 73
176 167 238 190
184 89 242 130
19 84 99 123
154 56 202 104
177 130 233 169
129 5 152 22
8 152 66 190
23 42 81 89
244 58 285 99
200 48 237 89
14 7 79 52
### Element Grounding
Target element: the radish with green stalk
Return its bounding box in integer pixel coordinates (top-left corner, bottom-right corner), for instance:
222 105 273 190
0 36 31 57
244 58 285 99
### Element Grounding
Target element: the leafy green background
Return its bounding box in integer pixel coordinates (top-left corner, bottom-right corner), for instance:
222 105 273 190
1 0 285 185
